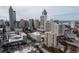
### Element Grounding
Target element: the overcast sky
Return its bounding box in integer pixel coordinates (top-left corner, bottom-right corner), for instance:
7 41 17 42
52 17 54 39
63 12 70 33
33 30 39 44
0 6 79 21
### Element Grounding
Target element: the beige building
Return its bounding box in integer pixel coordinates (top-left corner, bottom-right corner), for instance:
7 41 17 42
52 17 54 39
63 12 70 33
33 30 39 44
19 19 25 28
45 21 51 32
44 20 59 47
29 32 41 42
44 32 55 47
44 32 58 47
34 19 40 29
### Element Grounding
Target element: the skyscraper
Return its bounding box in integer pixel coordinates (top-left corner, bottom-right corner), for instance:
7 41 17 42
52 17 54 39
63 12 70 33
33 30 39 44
29 19 35 31
40 9 47 31
9 6 16 31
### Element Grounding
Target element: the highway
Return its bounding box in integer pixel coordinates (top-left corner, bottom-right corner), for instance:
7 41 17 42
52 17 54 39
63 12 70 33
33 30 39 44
66 41 79 47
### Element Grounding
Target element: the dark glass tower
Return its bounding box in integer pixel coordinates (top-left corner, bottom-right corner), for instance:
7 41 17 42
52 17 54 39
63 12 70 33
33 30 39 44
9 6 16 31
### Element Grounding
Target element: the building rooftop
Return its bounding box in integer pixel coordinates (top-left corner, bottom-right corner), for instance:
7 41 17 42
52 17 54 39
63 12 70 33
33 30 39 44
19 32 27 36
9 35 23 43
0 28 3 31
7 31 26 43
32 32 40 36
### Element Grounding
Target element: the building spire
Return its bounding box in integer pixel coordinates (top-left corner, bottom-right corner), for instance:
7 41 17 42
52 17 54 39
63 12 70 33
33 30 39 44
9 6 13 11
42 9 47 15
9 6 12 9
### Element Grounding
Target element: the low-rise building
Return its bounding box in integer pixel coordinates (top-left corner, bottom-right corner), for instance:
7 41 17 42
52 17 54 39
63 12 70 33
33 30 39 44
29 32 41 42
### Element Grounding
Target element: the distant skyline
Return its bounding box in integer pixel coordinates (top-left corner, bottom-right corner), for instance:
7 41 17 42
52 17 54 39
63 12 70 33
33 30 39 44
0 6 79 21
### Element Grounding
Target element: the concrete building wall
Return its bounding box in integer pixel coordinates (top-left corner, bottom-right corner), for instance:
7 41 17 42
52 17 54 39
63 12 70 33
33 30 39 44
29 19 34 30
58 23 65 35
34 19 40 29
45 21 51 32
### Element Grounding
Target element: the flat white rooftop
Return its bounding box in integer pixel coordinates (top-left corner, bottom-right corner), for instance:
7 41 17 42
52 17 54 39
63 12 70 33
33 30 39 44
0 28 3 31
19 32 27 36
9 35 23 42
7 31 27 43
32 32 40 36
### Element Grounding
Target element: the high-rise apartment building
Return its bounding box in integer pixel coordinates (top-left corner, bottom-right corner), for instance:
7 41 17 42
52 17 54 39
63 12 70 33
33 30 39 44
45 20 51 32
44 20 59 47
44 32 57 47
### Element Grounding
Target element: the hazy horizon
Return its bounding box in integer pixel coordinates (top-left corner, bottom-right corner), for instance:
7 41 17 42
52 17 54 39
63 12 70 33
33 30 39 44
0 6 79 21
